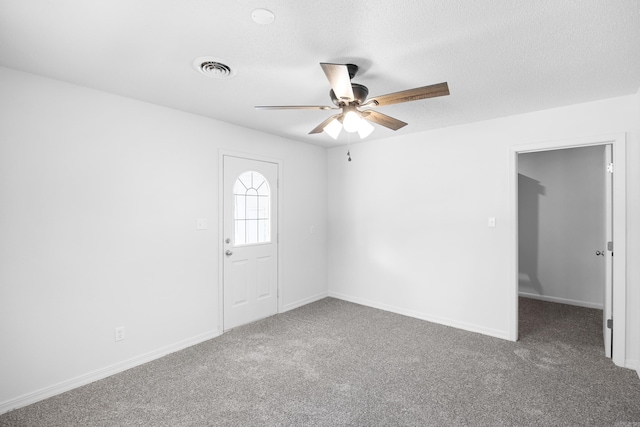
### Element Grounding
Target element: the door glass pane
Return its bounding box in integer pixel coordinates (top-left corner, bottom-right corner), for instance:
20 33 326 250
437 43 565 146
235 195 246 220
257 195 268 219
238 173 252 191
233 171 270 245
246 189 258 220
256 180 269 196
247 219 258 244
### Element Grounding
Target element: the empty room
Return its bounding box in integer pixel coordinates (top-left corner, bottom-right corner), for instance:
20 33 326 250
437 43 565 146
1 1 639 425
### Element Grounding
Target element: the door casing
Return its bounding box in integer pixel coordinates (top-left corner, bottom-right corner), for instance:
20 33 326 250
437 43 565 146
509 133 626 367
218 150 283 332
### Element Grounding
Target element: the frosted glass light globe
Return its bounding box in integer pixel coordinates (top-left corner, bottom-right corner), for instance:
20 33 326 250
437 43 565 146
323 118 342 139
342 111 361 133
357 119 374 139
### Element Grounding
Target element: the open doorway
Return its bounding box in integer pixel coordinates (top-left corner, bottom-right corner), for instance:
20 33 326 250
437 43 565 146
517 145 610 357
508 134 627 368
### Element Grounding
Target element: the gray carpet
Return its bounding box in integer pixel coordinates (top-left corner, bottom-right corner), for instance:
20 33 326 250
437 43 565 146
2 297 640 426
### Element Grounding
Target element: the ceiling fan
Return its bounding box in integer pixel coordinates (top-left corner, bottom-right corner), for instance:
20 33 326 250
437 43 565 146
255 63 450 139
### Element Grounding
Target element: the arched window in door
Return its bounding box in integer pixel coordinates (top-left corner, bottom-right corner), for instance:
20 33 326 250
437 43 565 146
233 171 271 245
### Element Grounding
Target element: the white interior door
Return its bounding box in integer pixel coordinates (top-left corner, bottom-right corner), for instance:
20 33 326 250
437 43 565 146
604 144 613 358
223 155 278 331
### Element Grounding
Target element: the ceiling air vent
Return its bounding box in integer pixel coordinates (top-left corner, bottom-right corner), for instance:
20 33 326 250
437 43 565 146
193 57 237 79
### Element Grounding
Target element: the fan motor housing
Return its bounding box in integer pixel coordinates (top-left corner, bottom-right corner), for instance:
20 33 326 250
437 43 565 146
330 83 369 106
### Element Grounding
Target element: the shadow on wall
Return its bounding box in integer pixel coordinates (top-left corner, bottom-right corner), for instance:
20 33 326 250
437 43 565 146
518 173 544 295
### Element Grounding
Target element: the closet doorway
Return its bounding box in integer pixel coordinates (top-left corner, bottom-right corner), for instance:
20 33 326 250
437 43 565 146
509 134 626 367
518 145 610 356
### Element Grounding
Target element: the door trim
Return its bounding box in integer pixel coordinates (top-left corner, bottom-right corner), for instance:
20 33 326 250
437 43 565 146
508 133 626 367
218 149 283 332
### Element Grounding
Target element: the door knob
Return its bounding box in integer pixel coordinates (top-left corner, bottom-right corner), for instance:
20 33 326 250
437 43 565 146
225 250 233 256
596 250 604 256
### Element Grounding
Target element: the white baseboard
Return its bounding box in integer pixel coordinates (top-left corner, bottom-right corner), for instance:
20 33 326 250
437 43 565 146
281 291 328 313
328 291 510 341
519 292 603 309
0 329 222 415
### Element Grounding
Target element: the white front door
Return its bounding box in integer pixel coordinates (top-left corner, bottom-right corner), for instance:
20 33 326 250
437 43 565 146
223 155 278 330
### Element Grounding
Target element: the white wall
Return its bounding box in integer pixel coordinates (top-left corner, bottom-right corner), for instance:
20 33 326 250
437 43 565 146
327 93 640 369
518 146 606 308
0 66 328 410
1 66 638 411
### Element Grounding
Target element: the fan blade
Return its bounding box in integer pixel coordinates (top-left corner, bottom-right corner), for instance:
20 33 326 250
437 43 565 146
368 82 449 107
320 63 354 102
361 110 407 131
255 105 334 110
309 114 342 134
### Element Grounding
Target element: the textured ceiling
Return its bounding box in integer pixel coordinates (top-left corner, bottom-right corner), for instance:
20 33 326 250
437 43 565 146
1 0 639 147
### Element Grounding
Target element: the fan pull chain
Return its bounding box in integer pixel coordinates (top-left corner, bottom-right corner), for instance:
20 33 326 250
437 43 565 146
347 133 352 162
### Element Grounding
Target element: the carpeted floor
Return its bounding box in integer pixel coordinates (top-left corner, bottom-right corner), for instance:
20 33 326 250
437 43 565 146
1 297 639 426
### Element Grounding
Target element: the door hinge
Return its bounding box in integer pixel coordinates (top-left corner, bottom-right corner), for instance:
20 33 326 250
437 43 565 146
607 162 613 173
607 241 613 251
607 319 613 329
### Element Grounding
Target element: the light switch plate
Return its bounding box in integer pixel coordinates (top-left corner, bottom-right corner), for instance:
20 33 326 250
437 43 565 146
488 217 496 228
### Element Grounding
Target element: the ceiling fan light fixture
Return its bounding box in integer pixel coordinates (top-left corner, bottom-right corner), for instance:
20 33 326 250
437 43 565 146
357 119 375 139
255 63 450 139
342 111 361 133
323 118 342 139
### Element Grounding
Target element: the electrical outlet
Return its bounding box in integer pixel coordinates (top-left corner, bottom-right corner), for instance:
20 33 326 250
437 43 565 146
196 218 208 230
114 326 125 342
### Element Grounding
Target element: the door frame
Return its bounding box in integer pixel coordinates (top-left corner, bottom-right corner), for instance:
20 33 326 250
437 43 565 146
218 149 283 332
508 133 627 367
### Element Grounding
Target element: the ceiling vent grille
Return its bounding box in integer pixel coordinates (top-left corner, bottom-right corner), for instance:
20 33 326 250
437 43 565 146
193 57 237 78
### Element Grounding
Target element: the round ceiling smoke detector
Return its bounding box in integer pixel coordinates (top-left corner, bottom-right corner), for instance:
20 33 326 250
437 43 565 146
193 57 237 79
252 8 275 25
